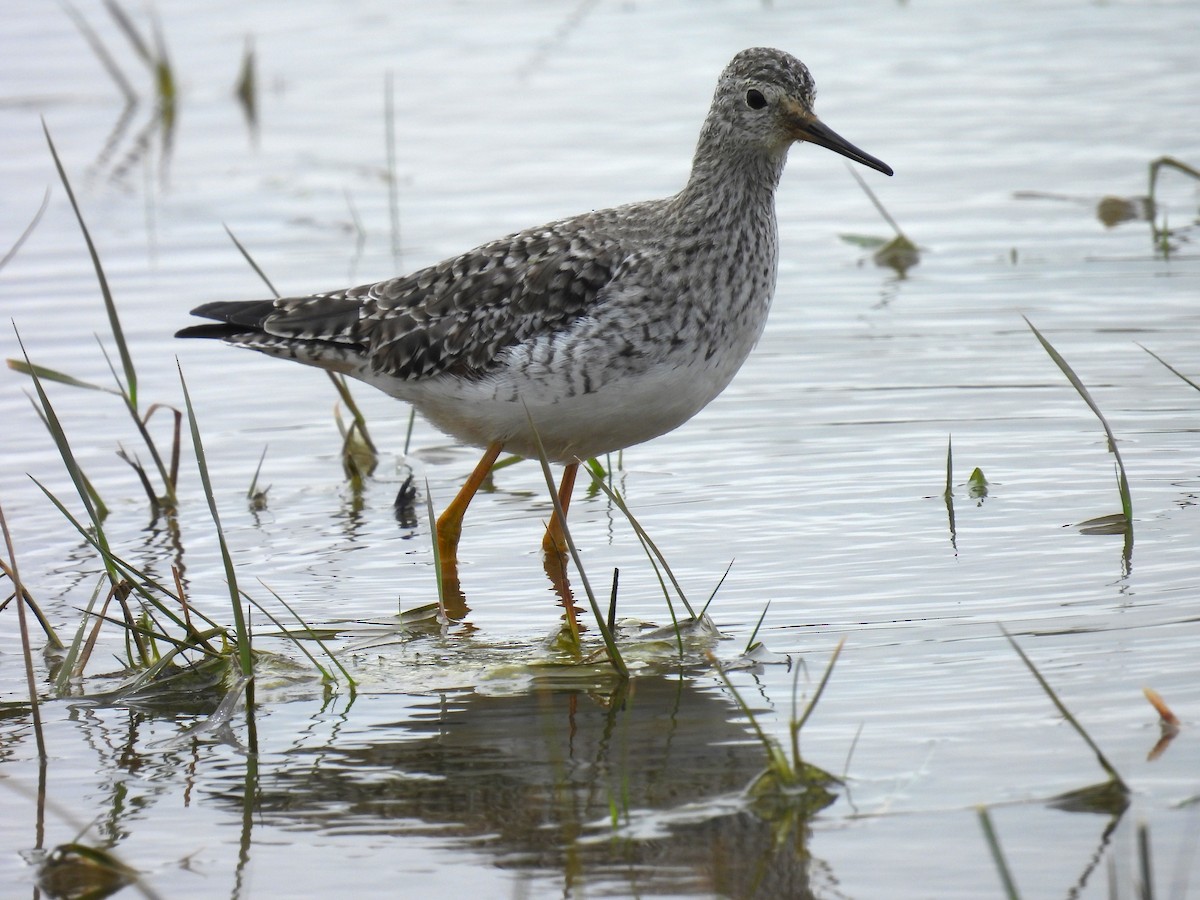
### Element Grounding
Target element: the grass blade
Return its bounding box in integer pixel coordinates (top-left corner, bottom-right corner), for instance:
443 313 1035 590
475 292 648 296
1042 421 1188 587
28 477 222 641
245 585 357 691
743 600 771 656
790 636 845 764
1137 343 1200 393
16 332 120 591
1000 625 1127 790
0 558 63 648
223 226 379 471
707 651 791 777
945 435 958 550
0 499 47 758
43 121 138 407
423 478 447 621
6 360 122 395
978 807 1022 900
698 558 734 619
223 224 279 298
61 2 138 104
178 363 253 678
1025 317 1132 526
581 467 696 619
0 185 51 272
523 412 626 677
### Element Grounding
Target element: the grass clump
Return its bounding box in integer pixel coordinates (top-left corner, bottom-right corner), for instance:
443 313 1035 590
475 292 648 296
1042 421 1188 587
4 128 354 713
710 638 845 820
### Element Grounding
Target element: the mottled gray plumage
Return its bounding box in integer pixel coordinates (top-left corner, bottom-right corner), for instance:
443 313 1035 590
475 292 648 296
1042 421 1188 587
179 48 890 463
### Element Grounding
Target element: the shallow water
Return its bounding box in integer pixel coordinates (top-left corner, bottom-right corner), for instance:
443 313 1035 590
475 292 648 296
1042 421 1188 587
2 1 1199 897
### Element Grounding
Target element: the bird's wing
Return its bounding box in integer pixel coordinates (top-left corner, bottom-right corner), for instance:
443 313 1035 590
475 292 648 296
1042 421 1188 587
254 219 628 381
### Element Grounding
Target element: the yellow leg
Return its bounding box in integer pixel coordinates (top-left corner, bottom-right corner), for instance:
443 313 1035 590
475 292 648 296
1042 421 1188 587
436 441 503 573
542 462 579 555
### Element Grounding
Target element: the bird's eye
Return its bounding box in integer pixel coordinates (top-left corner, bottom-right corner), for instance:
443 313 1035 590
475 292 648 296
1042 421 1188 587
745 89 767 110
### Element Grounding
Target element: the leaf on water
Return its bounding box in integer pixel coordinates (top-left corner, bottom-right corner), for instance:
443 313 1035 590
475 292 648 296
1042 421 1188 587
873 233 921 275
1143 687 1180 727
38 842 138 899
967 466 989 500
1077 513 1129 535
838 232 888 249
1049 778 1130 816
747 762 840 822
1095 195 1154 228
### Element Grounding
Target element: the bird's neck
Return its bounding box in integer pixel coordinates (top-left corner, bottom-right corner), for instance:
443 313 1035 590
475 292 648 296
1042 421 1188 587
673 136 787 230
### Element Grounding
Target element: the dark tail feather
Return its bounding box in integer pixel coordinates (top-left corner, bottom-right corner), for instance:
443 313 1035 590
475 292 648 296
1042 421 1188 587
176 322 251 340
175 299 277 339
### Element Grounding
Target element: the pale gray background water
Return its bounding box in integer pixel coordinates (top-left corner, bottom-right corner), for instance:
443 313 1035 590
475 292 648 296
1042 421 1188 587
2 1 1198 897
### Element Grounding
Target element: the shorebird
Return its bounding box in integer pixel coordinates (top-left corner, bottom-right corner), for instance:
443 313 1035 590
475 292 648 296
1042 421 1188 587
178 47 891 582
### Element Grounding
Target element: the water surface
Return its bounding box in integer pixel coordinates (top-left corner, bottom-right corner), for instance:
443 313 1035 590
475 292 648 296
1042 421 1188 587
1 1 1198 897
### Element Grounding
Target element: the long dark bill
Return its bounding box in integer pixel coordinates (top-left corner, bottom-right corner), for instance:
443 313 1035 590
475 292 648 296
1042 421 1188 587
798 117 893 176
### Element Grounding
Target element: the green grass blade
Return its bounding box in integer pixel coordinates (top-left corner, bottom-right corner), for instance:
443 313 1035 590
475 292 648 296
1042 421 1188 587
945 435 958 549
52 578 104 694
403 407 416 455
253 581 357 691
0 558 63 649
1000 625 1127 791
423 478 447 620
5 359 121 395
247 445 269 500
26 389 110 521
240 589 331 685
944 434 953 499
978 807 1022 900
707 651 792 778
60 2 138 104
223 224 279 298
581 467 696 619
0 499 48 757
1138 343 1200 393
1 185 51 272
523 412 625 677
743 600 771 656
698 558 734 619
147 9 175 107
43 121 138 407
224 226 378 468
1025 318 1132 525
328 372 378 458
96 341 178 504
234 36 257 124
627 527 684 658
28 477 222 642
178 363 253 678
847 163 905 237
16 332 120 589
790 637 845 765
103 0 153 67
